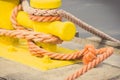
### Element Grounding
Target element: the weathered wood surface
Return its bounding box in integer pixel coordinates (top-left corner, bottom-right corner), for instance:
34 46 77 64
0 57 120 80
0 37 120 80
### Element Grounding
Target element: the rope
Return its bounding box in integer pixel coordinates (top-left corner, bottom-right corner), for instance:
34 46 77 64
28 39 114 80
7 2 114 80
21 0 120 43
0 29 62 44
28 40 113 64
65 47 113 80
22 0 60 16
30 15 62 22
28 40 85 59
58 10 120 43
10 5 62 44
10 4 25 30
22 0 62 22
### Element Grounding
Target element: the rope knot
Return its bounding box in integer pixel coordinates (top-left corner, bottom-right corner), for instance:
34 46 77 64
82 45 97 65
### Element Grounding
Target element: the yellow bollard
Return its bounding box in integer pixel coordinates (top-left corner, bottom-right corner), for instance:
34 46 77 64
48 21 76 41
0 0 19 45
17 0 76 51
17 11 33 29
17 11 76 41
30 0 61 9
0 0 19 30
36 42 57 52
17 11 76 51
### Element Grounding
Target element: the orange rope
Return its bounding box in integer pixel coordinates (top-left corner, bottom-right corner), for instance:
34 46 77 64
28 40 113 65
8 4 114 80
28 40 85 59
10 4 25 30
0 29 62 44
30 15 62 22
10 5 63 44
28 40 114 80
65 47 113 80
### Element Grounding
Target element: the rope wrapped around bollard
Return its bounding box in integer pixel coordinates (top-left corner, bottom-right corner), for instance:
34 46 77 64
0 1 114 80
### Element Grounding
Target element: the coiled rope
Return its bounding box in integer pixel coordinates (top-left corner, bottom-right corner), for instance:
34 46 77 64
0 0 111 80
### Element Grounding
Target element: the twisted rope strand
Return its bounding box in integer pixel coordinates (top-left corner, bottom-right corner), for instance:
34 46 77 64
58 10 120 43
28 41 85 60
28 40 114 80
28 40 112 64
65 47 113 80
10 4 25 30
0 29 62 44
21 0 120 44
10 5 63 44
30 15 62 22
8 3 115 80
22 0 60 16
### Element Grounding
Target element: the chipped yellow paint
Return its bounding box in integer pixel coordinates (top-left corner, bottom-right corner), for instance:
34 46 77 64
0 40 81 71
